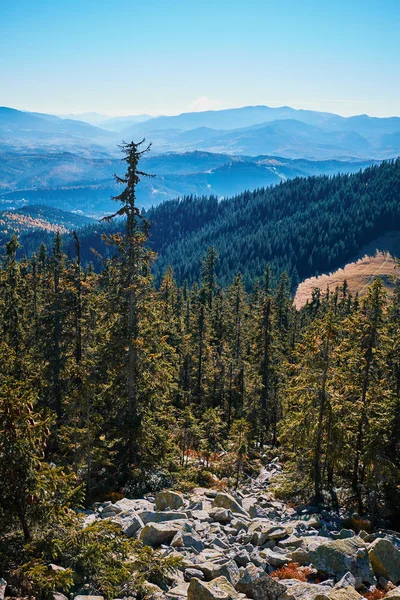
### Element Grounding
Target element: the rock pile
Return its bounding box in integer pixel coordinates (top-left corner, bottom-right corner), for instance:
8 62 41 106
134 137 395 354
79 461 400 599
5 460 400 600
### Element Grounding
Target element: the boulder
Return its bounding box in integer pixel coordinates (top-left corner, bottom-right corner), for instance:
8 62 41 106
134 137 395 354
278 582 337 600
114 510 144 537
171 531 205 552
74 597 104 600
139 510 188 524
99 503 122 518
368 538 400 584
198 560 240 586
334 572 357 590
188 509 213 522
315 587 363 600
212 493 249 517
155 490 185 511
261 547 291 568
386 587 400 600
143 582 168 599
236 563 286 600
166 581 189 598
52 594 68 600
115 497 154 512
279 536 304 549
307 537 375 584
248 521 292 546
234 549 251 567
296 514 323 530
210 508 234 524
188 576 244 599
140 521 183 547
185 568 206 581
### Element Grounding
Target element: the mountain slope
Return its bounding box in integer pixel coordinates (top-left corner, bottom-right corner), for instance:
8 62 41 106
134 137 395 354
0 107 115 155
0 204 95 238
143 159 400 287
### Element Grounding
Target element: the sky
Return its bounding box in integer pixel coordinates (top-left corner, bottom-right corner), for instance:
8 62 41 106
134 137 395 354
1 0 399 118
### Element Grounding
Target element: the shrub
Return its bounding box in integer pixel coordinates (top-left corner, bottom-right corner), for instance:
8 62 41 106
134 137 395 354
271 563 315 582
364 590 386 600
12 560 73 600
105 491 124 503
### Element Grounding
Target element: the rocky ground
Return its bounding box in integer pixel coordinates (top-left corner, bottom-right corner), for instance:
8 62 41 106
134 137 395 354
87 458 400 599
4 458 400 600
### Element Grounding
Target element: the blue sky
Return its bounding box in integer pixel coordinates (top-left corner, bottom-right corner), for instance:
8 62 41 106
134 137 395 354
1 0 399 117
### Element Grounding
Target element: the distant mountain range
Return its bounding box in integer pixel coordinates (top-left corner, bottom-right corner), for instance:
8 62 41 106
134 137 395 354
0 104 399 216
1 104 400 160
0 150 377 216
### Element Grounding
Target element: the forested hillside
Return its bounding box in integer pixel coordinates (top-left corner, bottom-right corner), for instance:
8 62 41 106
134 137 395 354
23 158 398 290
146 160 400 288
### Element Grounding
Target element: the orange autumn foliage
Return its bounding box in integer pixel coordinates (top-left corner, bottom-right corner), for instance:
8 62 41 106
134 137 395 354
364 590 386 600
271 563 315 582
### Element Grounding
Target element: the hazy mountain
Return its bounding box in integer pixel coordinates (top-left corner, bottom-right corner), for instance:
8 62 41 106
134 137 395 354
122 104 400 136
58 112 113 125
58 112 153 131
1 105 400 160
0 149 376 215
122 115 400 159
97 114 153 131
122 105 344 135
0 107 116 155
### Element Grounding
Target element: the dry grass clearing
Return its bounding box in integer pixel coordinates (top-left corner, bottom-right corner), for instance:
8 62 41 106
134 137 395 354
294 231 400 309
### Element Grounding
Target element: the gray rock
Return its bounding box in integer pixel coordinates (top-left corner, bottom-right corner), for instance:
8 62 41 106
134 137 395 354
234 549 251 567
166 581 189 599
308 537 375 585
198 560 241 586
261 547 291 567
188 576 244 599
114 510 144 537
368 538 400 584
210 508 234 524
99 503 123 518
334 572 357 589
212 493 249 517
279 536 304 549
74 597 104 600
171 531 205 552
115 497 154 512
278 581 335 600
338 530 355 540
139 510 189 524
236 563 286 600
185 568 206 581
155 490 185 511
140 521 184 547
52 594 68 600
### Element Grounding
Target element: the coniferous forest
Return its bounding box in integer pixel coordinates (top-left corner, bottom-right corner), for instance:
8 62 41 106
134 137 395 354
1 143 400 599
5 159 400 292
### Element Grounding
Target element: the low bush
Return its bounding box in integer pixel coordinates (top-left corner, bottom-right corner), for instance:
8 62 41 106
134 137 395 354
271 562 315 582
